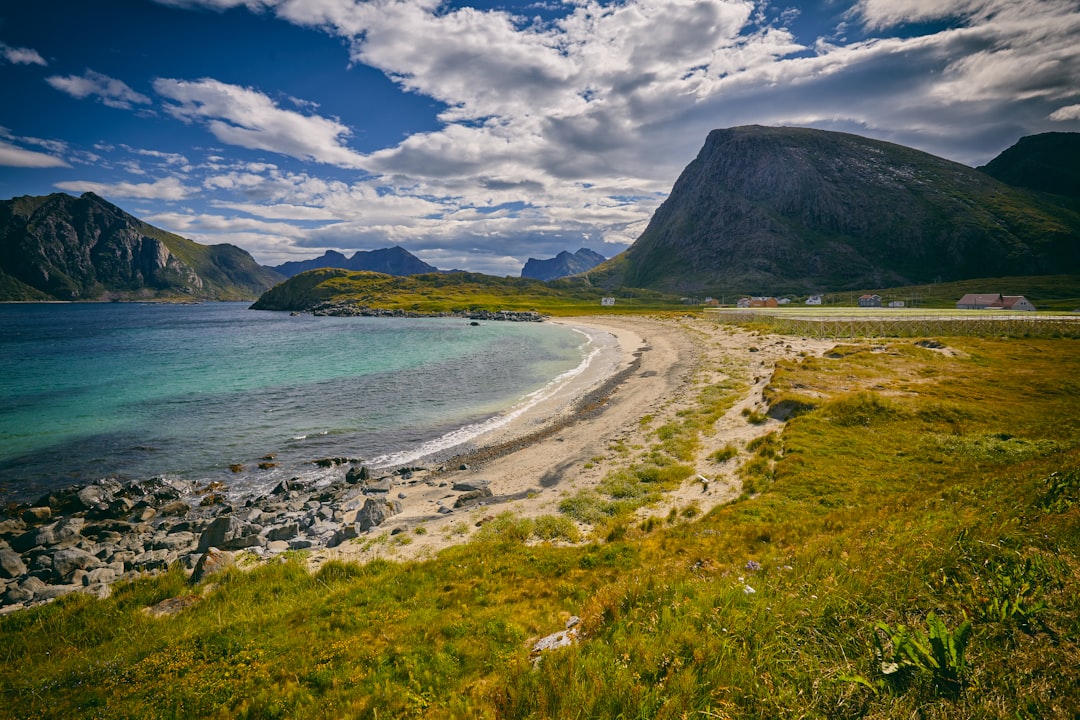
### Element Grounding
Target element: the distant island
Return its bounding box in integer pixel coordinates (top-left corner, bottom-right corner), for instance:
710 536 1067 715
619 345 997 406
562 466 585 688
521 248 606 281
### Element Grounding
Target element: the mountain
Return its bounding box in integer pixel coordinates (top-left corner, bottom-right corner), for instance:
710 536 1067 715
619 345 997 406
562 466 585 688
591 126 1080 295
521 248 606 280
270 246 437 278
0 192 282 301
978 132 1080 205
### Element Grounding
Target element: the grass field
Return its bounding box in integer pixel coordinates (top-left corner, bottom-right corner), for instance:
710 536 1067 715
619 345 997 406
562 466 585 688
1 323 1078 719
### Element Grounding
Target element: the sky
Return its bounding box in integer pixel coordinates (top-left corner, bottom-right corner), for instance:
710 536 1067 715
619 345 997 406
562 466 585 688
1 0 1079 275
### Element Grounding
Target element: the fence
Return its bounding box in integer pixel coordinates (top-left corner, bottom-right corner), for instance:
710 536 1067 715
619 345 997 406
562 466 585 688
703 308 1080 339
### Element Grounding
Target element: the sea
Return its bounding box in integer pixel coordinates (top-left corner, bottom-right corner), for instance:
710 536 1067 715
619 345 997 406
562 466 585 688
0 302 604 504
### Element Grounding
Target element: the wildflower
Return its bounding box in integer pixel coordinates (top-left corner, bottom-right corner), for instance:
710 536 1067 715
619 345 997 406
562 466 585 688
743 584 756 595
745 560 761 571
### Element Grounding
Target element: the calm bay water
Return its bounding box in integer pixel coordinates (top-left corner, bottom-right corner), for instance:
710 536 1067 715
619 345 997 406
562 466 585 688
0 303 589 502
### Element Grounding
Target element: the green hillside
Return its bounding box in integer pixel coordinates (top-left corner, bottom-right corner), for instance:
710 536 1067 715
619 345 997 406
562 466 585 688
250 267 681 315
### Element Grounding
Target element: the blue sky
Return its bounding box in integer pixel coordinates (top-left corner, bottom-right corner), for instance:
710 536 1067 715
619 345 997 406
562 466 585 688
2 0 1079 274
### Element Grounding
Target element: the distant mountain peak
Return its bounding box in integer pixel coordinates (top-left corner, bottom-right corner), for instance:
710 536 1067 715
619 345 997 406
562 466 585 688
521 247 606 281
270 245 438 278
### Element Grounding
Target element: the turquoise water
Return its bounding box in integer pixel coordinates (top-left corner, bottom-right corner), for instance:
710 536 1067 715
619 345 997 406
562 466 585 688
0 303 588 502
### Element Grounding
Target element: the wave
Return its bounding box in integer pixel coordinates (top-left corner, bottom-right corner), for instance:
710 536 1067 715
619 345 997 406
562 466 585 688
367 326 610 469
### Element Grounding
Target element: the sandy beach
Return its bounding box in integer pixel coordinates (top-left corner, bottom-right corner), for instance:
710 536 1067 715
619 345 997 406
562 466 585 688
312 314 834 567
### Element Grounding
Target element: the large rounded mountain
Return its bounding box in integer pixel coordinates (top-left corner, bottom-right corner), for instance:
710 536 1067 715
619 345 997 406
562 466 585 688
594 126 1080 295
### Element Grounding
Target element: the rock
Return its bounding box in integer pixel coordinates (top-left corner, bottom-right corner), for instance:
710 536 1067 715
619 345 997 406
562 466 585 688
151 532 195 552
35 583 80 602
82 567 119 586
21 506 51 524
52 548 102 582
132 549 173 572
266 540 290 553
355 498 399 531
345 465 370 484
3 583 33 605
437 506 454 515
196 516 263 552
143 595 200 618
266 523 299 542
191 548 235 583
453 487 493 509
452 480 491 493
0 548 27 579
530 616 582 661
363 478 394 494
159 500 191 517
328 525 358 547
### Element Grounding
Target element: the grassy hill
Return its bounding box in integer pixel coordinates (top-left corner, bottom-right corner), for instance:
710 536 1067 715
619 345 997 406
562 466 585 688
2 321 1077 718
250 267 683 315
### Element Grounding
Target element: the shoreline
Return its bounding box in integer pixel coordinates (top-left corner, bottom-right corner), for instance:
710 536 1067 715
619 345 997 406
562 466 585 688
1 314 838 611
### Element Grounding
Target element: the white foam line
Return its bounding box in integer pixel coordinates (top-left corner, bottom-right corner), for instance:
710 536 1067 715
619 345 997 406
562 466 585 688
368 326 606 469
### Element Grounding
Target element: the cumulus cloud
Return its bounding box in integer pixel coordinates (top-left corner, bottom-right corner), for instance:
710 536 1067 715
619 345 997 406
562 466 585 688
1 42 47 66
54 176 194 201
154 77 369 169
46 69 151 110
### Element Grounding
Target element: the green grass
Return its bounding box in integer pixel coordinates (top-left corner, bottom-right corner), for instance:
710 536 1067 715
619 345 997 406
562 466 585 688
251 268 689 315
2 334 1078 718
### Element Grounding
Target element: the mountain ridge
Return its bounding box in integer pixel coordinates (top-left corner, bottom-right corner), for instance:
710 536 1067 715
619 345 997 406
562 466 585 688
269 246 438 278
521 248 606 280
589 126 1080 295
0 192 281 301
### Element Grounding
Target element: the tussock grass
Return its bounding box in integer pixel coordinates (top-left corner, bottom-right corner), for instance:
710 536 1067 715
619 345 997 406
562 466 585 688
3 335 1079 718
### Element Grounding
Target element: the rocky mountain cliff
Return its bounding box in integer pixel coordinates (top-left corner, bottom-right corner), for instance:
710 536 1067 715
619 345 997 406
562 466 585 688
978 132 1080 206
0 193 282 301
269 246 437 278
593 126 1080 295
521 248 606 281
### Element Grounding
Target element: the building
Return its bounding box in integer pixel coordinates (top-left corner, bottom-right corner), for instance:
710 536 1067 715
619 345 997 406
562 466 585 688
806 294 823 305
888 300 906 308
956 293 1036 311
600 297 615 306
858 294 882 308
748 296 779 308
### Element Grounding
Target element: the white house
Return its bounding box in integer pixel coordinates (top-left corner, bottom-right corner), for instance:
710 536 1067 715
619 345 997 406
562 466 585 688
600 297 616 306
806 295 823 305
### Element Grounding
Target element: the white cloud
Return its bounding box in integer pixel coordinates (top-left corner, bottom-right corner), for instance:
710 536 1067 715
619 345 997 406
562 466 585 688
1 42 47 66
46 69 151 110
1050 104 1080 121
0 140 70 168
54 176 194 201
154 77 369 169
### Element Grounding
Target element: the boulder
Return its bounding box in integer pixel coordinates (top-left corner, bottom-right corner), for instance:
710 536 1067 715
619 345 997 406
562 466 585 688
345 465 370 484
52 548 102 582
0 548 27 579
452 480 491 492
355 498 399 531
21 506 51 524
197 516 262 552
453 487 493 509
159 500 191 517
266 523 299 542
190 547 234 583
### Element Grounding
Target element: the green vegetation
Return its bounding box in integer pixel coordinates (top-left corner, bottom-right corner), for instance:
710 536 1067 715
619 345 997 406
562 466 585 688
820 274 1080 311
251 268 686 315
2 333 1078 718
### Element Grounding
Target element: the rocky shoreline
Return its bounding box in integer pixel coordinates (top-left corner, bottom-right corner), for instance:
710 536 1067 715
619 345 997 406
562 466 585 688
306 301 545 322
0 462 494 614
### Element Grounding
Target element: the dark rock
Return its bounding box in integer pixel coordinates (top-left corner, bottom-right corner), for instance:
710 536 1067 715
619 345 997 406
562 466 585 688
452 480 491 493
328 525 358 547
21 507 51 524
346 465 370 484
313 457 351 468
3 583 33 605
454 487 493 508
82 520 134 540
151 532 195 552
